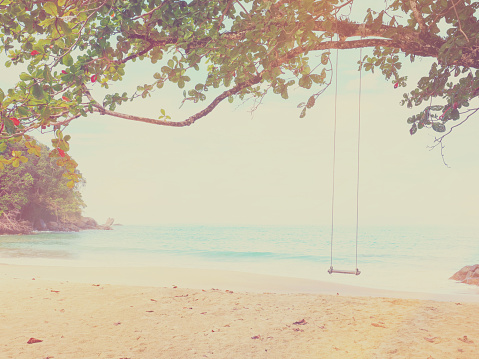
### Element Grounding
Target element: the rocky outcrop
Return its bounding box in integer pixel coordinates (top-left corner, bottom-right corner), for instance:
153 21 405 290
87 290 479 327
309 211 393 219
0 216 33 235
450 265 479 286
1 215 115 235
97 217 114 230
79 217 98 229
29 217 113 233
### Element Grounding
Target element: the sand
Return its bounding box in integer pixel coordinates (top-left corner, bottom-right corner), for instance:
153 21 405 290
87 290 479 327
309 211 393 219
1 264 479 358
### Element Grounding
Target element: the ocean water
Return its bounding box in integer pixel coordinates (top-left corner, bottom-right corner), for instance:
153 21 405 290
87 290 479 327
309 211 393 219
0 225 478 296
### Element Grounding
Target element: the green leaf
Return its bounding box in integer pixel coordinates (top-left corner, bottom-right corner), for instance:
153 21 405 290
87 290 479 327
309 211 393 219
303 0 314 10
310 74 323 84
432 122 446 132
409 123 417 135
298 76 312 89
32 84 44 100
43 66 53 82
20 72 33 81
306 96 315 109
58 0 66 5
0 88 4 103
40 106 51 119
62 54 73 66
450 108 460 120
44 2 58 17
321 52 329 65
299 107 307 118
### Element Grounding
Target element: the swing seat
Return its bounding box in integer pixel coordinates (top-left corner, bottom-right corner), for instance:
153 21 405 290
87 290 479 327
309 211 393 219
328 267 361 275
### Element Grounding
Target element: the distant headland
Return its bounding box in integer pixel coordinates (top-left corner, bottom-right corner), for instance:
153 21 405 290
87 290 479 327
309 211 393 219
0 216 115 235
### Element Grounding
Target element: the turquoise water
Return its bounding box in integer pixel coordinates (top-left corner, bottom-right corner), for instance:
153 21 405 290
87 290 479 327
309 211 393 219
1 225 478 295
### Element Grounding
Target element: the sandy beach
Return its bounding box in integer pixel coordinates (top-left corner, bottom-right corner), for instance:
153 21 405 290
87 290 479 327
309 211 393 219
1 264 479 358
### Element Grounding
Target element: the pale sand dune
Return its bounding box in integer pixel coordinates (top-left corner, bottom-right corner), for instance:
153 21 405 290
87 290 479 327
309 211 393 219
1 264 479 358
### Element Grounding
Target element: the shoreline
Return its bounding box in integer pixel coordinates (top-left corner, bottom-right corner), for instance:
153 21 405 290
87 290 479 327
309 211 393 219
2 263 478 303
2 263 479 358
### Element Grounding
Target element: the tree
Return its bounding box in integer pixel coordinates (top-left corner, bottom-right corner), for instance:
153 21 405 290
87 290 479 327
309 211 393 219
0 0 478 178
0 138 85 231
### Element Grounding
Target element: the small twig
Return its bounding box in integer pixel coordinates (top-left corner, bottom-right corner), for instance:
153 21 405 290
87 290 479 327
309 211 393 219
234 0 251 20
439 142 450 167
131 2 168 21
217 0 234 31
451 0 469 42
428 107 479 166
433 107 479 144
332 0 354 15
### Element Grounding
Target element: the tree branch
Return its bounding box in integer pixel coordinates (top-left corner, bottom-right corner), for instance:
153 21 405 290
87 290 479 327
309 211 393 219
124 18 452 65
451 0 470 43
73 31 461 130
432 108 479 145
409 0 426 32
82 75 262 127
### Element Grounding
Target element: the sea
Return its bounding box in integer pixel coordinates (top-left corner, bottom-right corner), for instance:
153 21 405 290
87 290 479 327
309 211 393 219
0 225 478 296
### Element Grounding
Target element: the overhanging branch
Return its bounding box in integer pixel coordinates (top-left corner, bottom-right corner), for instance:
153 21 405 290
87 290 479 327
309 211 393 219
82 75 262 127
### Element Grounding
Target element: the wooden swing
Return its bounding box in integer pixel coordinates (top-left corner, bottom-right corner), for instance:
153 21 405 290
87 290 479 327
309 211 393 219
327 45 362 276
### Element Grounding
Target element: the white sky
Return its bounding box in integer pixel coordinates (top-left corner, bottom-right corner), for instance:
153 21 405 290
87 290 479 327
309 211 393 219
63 54 477 227
1 5 478 227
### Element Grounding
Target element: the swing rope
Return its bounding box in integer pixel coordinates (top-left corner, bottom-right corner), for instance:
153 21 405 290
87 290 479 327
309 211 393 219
355 46 363 272
328 44 362 276
329 45 339 272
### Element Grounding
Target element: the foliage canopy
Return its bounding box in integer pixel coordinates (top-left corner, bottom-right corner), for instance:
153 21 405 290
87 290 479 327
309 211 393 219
0 139 85 226
1 0 479 179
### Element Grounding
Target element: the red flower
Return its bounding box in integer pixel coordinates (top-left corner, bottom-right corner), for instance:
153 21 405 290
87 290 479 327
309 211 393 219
57 148 65 157
62 70 67 74
91 74 98 83
62 96 70 102
10 117 19 126
30 50 40 56
394 82 399 89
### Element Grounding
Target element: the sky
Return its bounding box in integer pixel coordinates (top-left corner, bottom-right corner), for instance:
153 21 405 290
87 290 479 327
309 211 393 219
1 5 479 227
63 55 477 227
